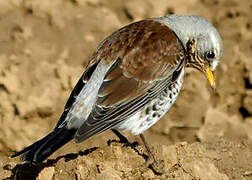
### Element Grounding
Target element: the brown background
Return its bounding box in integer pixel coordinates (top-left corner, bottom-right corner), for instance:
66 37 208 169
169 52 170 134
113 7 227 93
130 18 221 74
1 0 252 179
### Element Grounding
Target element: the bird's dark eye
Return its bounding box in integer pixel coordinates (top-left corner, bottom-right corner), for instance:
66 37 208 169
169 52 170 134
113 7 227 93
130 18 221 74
206 51 215 59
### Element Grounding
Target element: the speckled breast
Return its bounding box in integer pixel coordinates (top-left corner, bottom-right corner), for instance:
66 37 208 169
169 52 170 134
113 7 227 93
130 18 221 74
116 68 184 135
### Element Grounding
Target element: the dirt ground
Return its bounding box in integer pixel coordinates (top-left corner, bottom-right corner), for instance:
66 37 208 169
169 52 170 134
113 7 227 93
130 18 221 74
0 0 252 179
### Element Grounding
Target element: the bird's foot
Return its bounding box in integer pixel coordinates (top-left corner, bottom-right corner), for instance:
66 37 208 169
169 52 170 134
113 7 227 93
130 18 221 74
138 134 166 174
138 155 166 175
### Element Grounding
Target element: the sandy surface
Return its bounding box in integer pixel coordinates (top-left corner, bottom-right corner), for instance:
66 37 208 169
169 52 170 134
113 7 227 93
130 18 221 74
1 0 252 179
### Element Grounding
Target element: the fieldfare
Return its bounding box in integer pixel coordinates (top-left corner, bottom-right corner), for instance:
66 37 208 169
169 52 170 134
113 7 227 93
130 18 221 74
11 15 223 164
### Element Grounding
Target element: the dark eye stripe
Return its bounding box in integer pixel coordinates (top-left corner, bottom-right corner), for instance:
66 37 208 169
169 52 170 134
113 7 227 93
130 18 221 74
188 62 203 71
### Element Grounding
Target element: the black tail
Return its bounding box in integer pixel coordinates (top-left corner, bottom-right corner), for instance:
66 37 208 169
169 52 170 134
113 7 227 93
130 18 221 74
10 127 76 163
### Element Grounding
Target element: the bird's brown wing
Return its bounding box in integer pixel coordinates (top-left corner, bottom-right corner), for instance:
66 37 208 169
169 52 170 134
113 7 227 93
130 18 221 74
74 20 186 142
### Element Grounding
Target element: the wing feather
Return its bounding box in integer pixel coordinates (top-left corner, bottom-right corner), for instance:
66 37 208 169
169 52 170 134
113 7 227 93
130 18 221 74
55 61 100 128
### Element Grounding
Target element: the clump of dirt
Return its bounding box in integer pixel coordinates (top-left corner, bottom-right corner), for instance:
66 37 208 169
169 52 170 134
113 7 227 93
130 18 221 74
1 0 252 179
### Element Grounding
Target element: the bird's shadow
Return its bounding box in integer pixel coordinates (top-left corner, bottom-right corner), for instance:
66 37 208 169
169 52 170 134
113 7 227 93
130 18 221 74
3 147 98 180
3 139 149 180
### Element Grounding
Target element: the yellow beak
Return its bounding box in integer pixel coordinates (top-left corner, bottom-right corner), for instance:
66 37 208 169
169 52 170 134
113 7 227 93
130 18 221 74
205 66 215 90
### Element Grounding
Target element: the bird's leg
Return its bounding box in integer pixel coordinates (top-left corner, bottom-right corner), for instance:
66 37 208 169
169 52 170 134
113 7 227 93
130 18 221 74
111 129 130 144
112 131 158 165
111 129 139 148
139 134 165 174
112 131 165 173
139 134 158 166
112 131 157 165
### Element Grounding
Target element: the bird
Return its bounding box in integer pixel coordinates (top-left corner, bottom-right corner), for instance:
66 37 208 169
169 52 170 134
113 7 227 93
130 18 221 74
11 15 223 164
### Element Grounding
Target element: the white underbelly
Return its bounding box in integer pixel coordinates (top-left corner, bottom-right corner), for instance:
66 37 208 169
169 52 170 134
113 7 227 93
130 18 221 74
115 68 184 135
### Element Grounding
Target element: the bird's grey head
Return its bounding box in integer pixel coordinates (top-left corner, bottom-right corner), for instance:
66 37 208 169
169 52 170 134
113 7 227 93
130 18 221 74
157 15 223 88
